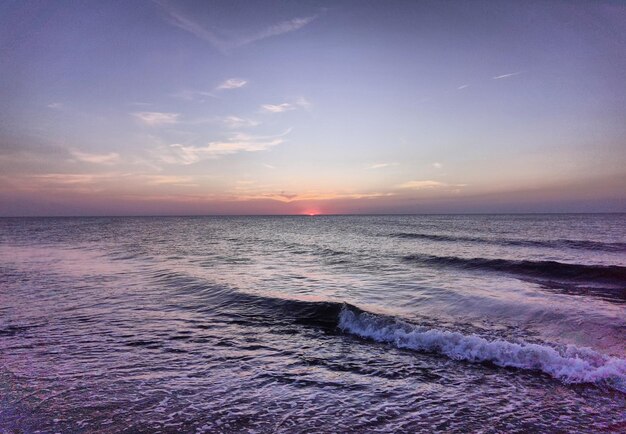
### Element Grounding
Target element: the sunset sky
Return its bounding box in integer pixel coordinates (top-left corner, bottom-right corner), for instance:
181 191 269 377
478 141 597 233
1 0 625 215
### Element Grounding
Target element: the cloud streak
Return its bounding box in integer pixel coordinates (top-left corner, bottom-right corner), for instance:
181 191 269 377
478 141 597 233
163 130 291 164
261 103 295 113
133 112 180 126
261 98 309 114
396 180 447 190
367 162 398 169
158 3 317 53
493 71 522 80
71 150 120 165
217 78 248 90
170 89 216 101
221 116 260 128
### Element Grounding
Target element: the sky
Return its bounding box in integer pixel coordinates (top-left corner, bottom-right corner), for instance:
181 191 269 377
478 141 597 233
1 0 625 216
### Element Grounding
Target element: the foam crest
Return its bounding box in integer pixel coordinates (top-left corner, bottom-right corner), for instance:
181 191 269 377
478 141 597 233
338 307 626 390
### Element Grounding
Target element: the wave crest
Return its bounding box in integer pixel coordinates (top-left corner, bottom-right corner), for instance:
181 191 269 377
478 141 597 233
338 307 626 390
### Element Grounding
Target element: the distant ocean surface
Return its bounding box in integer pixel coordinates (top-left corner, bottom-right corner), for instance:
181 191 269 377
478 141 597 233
1 214 625 432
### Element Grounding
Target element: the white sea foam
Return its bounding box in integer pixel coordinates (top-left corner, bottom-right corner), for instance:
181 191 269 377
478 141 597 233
338 307 626 390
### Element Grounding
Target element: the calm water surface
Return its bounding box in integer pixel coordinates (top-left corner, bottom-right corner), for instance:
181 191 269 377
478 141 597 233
0 215 625 432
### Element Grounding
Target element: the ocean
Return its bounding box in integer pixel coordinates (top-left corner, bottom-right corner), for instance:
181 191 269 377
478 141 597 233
0 214 625 432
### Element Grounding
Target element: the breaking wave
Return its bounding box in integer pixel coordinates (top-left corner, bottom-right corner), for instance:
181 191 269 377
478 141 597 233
146 269 626 391
338 307 626 391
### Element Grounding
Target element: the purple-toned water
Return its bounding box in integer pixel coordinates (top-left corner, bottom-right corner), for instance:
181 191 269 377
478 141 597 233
1 215 625 432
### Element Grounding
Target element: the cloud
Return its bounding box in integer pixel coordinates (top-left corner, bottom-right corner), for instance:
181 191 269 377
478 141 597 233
232 190 393 203
261 103 295 113
396 180 468 191
32 173 102 185
159 5 227 51
236 16 316 47
164 130 291 164
432 162 443 169
221 116 260 128
295 97 311 109
261 97 311 113
47 102 63 109
71 150 120 164
396 180 447 190
158 3 317 53
493 71 522 80
262 163 276 169
457 85 469 90
170 89 216 101
23 173 126 192
217 78 247 90
133 112 180 126
141 175 197 187
368 162 398 169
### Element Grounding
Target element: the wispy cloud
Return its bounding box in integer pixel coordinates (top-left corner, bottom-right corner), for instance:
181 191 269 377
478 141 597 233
24 173 127 192
432 162 443 169
47 102 63 110
217 78 247 90
261 98 310 113
221 116 260 128
71 150 120 165
163 129 291 164
493 71 522 80
396 180 447 190
367 162 398 169
141 175 197 187
170 89 216 102
133 112 180 126
232 190 393 203
158 2 317 53
295 96 311 109
457 85 469 90
261 103 295 113
262 163 276 169
236 16 316 47
32 173 103 185
396 180 467 191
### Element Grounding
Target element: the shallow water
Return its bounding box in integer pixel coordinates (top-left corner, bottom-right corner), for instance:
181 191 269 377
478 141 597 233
0 215 625 432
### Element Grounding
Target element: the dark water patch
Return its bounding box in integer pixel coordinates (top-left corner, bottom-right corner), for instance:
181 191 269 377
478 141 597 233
125 340 163 349
163 348 188 354
533 280 626 304
403 254 626 295
392 232 626 253
0 323 45 337
255 371 369 391
168 335 192 341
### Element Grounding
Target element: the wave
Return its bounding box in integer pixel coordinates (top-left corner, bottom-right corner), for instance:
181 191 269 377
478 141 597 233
392 232 626 253
154 270 626 391
403 254 626 292
338 307 626 391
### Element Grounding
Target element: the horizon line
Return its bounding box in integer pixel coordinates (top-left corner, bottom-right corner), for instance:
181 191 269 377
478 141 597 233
1 212 625 218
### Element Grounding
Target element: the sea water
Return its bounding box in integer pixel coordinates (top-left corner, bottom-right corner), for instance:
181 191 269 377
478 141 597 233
0 215 625 432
